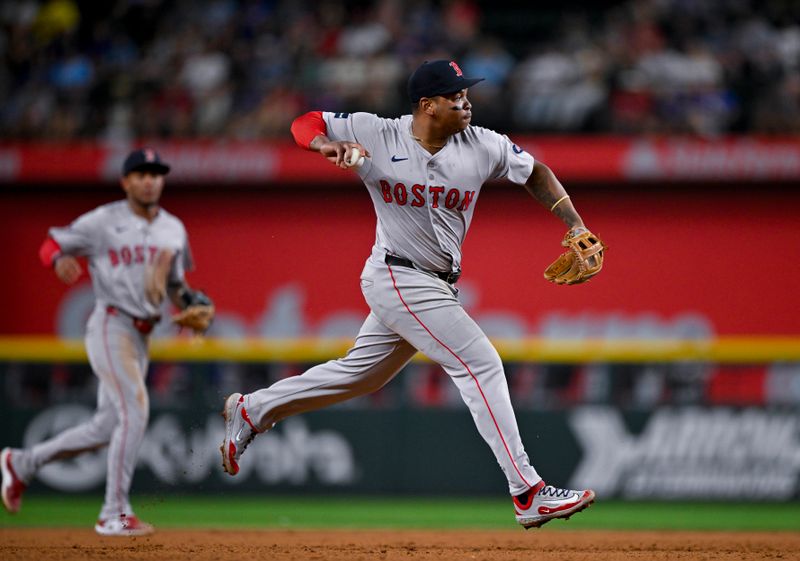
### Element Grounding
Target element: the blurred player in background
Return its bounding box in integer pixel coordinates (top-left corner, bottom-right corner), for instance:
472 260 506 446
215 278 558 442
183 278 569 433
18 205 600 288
220 60 603 529
1 148 213 536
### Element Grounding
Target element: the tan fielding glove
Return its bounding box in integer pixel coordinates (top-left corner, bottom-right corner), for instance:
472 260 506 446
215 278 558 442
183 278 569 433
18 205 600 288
544 228 606 285
172 290 215 334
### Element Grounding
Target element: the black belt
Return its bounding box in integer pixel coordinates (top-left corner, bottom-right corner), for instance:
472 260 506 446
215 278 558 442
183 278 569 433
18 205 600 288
106 305 160 335
385 254 461 285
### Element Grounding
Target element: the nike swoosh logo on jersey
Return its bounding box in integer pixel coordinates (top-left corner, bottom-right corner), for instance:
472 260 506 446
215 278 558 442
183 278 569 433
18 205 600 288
391 155 409 162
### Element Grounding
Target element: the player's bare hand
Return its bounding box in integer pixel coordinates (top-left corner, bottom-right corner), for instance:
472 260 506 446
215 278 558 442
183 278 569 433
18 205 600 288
54 255 82 285
318 141 370 169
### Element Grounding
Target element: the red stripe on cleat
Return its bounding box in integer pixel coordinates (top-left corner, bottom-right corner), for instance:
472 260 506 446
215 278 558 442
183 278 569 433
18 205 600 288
227 442 239 475
538 498 581 515
512 480 545 511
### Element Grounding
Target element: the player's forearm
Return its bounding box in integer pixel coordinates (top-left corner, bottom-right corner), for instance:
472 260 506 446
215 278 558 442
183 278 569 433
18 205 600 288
524 162 584 229
308 134 331 152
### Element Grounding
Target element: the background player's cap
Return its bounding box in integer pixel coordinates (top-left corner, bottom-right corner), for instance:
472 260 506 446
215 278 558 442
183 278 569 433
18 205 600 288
122 148 171 176
407 60 484 103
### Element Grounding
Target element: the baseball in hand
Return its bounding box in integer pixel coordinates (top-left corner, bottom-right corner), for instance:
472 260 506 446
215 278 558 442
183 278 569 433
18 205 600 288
346 147 366 168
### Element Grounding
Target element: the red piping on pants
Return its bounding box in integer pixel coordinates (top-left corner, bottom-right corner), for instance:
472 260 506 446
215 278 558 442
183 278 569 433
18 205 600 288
387 265 532 488
102 310 129 512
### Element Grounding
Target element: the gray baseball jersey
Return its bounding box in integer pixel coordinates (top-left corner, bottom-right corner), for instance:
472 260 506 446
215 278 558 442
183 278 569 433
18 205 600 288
49 200 192 318
239 112 544 496
324 112 535 272
9 199 192 521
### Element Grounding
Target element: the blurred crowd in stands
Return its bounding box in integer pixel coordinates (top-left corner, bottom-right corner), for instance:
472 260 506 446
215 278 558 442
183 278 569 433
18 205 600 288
1 0 798 140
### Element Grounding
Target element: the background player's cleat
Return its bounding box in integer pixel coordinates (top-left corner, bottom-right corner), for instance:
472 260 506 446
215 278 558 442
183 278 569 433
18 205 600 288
220 393 261 475
95 513 154 536
513 481 595 529
1 447 27 514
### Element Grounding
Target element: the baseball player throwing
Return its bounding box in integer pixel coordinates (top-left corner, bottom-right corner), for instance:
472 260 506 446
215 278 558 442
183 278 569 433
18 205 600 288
1 148 214 536
221 60 603 528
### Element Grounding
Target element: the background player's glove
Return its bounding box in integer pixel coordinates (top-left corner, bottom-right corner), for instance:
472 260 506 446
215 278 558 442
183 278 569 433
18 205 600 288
172 289 215 334
544 227 606 285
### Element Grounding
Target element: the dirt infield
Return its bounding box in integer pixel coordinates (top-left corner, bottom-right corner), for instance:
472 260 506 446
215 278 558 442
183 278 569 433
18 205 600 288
2 529 799 561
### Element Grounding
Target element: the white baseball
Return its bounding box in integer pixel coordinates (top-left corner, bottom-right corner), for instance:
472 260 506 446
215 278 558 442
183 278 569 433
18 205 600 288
346 147 365 168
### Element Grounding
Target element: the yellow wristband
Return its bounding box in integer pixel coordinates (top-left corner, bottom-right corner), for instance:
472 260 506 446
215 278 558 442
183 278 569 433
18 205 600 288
550 195 570 212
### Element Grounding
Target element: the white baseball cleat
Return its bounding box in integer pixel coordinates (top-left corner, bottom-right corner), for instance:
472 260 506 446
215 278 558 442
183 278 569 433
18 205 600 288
220 393 261 475
1 447 27 514
513 480 595 529
95 513 154 536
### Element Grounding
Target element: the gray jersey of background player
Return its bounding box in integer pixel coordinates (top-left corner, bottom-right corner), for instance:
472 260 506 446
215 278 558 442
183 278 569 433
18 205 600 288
1 148 206 536
220 60 598 529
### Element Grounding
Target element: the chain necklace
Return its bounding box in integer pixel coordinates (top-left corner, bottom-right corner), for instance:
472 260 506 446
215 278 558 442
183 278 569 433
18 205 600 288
412 135 446 149
411 124 447 149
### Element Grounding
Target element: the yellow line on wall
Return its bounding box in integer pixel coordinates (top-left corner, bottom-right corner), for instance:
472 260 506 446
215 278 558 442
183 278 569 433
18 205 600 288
0 336 798 363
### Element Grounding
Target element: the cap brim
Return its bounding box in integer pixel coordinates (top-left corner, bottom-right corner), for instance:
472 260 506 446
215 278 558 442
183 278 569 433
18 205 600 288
430 77 485 98
459 77 485 89
126 163 170 175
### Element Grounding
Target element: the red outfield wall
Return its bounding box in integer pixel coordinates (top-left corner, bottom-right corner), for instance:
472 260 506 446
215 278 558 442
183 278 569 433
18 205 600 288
1 181 798 336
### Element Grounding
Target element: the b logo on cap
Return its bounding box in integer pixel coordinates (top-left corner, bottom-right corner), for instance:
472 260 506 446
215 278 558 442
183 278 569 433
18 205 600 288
144 148 155 162
449 61 463 77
